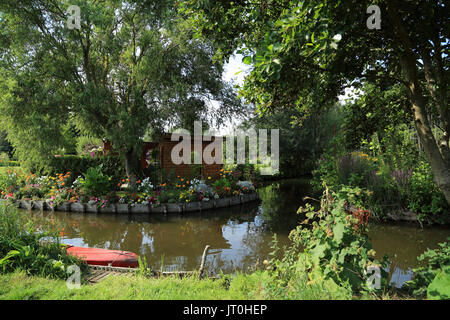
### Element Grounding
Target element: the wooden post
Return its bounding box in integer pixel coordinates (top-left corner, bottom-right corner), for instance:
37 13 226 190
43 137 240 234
198 245 210 278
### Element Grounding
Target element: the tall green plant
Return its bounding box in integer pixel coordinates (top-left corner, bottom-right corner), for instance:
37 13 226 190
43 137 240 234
269 188 389 295
78 165 111 197
404 238 450 298
0 203 87 279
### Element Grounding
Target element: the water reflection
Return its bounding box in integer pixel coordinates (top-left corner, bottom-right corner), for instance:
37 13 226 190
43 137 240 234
28 179 450 287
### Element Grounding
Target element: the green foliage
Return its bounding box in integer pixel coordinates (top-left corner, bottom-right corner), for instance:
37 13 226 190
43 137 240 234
0 167 24 195
404 238 450 298
233 163 262 184
426 267 450 300
341 84 412 150
76 136 103 155
268 188 389 296
78 166 112 197
407 161 450 223
312 130 450 223
156 189 182 204
184 0 450 208
211 177 232 197
0 0 244 177
242 104 344 177
0 131 13 158
42 155 124 185
0 203 87 279
0 160 19 167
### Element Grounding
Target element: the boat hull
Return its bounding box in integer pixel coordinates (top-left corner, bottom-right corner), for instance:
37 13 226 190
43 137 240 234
66 245 139 268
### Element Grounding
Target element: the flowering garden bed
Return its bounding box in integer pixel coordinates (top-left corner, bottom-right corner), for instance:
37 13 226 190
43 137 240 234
2 192 259 214
0 166 261 214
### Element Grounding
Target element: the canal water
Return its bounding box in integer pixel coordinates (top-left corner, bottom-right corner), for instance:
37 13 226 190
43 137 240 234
29 179 450 287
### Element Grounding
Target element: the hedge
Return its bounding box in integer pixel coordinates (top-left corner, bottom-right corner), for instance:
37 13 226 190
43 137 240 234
0 160 20 167
44 155 125 183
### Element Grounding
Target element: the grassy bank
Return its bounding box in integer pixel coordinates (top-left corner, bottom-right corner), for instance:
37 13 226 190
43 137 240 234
0 271 251 300
0 270 330 300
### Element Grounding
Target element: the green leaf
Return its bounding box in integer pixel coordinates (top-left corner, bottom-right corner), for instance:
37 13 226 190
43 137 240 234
333 222 345 243
427 267 450 300
242 56 252 65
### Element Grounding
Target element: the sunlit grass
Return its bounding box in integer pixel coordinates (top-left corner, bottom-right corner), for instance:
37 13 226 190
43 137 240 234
0 270 269 300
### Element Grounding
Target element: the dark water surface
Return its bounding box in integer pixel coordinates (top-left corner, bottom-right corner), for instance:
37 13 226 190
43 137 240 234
29 179 450 287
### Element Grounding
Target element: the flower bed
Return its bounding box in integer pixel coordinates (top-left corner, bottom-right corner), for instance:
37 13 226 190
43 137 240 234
0 167 260 214
0 192 259 214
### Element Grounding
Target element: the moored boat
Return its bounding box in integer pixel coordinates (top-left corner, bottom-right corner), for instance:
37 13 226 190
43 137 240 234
66 245 139 268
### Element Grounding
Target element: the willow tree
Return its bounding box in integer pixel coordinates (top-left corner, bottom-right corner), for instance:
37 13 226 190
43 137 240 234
0 0 243 179
183 0 450 204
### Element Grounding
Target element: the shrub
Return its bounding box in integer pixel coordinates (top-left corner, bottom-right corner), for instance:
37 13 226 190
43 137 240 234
0 203 87 279
268 188 389 296
404 238 450 298
78 165 112 197
212 177 232 197
43 155 124 184
406 161 450 224
156 189 181 204
0 160 20 167
0 167 26 197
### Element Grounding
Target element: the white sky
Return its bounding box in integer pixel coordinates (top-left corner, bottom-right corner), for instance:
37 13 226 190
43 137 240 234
208 54 251 136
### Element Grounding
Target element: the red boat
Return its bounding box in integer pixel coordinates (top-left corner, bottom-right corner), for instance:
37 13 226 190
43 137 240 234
66 245 139 268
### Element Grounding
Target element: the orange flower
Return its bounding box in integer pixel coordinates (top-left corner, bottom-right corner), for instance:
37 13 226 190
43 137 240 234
61 182 65 186
117 183 121 186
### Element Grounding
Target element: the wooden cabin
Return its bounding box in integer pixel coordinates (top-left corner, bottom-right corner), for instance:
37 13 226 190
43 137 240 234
103 133 223 179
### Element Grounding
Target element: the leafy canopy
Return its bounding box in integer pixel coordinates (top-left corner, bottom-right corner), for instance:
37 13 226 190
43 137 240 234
0 0 244 172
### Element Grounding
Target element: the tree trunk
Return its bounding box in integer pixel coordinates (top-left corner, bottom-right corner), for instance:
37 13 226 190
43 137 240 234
408 85 450 204
397 55 450 204
386 0 450 205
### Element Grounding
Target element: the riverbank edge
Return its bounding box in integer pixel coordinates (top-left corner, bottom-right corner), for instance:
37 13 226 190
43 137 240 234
0 192 260 214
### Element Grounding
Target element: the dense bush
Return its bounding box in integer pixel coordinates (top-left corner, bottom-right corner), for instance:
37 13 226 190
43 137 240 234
407 161 450 224
44 155 124 185
266 188 389 297
404 238 450 299
77 165 112 197
0 203 88 279
312 135 450 224
0 160 20 167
